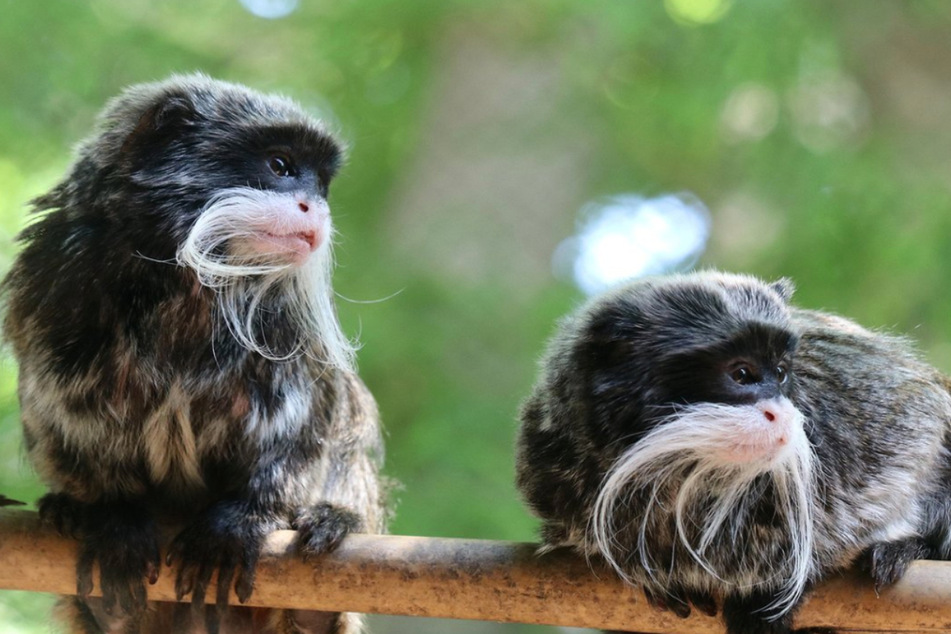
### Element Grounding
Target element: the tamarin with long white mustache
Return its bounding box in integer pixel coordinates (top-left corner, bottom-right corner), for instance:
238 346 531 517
2 75 385 634
516 271 951 634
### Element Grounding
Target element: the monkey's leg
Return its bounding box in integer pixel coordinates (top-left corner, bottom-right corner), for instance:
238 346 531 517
285 378 383 634
39 493 160 629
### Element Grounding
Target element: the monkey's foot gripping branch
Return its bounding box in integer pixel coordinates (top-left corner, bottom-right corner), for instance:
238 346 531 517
0 509 947 633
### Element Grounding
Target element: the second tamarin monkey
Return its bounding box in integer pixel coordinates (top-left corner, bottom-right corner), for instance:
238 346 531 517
2 75 384 633
516 271 951 634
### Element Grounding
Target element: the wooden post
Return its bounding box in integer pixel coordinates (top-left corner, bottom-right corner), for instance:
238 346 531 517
0 510 948 632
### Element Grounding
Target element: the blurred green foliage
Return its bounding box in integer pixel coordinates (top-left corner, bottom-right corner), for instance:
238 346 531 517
2 0 951 631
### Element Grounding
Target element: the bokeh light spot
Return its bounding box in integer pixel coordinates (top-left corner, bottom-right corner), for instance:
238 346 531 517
720 83 780 143
553 194 711 296
665 0 733 25
238 0 298 19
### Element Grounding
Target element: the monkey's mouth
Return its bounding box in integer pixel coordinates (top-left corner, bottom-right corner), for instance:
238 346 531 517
720 434 791 464
247 230 322 264
264 230 319 251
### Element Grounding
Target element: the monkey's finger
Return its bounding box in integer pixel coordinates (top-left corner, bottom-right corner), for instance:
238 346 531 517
216 559 237 613
39 493 81 537
129 579 148 613
669 596 692 619
234 553 257 604
166 537 184 568
174 563 197 601
689 592 718 617
113 579 142 617
146 560 160 585
100 582 118 617
146 540 161 584
643 588 691 619
189 562 216 614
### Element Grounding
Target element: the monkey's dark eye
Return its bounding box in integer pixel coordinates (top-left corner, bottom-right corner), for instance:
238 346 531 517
267 154 295 178
730 364 756 385
776 365 788 384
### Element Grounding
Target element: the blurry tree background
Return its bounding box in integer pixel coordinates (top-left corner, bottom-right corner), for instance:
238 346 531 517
2 0 951 632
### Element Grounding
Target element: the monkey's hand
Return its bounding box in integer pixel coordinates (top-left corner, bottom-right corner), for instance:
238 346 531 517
860 537 932 594
39 493 160 617
166 500 284 632
643 586 718 619
292 502 362 561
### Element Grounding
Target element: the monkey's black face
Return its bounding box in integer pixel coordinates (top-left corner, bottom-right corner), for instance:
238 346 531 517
218 123 342 200
656 324 797 410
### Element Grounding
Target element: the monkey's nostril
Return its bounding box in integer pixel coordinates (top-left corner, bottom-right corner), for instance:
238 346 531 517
298 202 310 213
763 410 776 422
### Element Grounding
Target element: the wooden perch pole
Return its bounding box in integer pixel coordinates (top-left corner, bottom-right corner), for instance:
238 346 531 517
0 509 949 632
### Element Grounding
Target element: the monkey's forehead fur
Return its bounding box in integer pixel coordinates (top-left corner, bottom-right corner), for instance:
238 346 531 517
82 73 339 166
562 271 795 353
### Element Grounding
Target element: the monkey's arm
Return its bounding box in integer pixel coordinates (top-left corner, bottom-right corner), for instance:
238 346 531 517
168 372 383 630
294 373 385 557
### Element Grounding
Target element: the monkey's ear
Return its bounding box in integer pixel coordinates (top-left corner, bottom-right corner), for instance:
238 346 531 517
770 278 795 302
120 93 197 159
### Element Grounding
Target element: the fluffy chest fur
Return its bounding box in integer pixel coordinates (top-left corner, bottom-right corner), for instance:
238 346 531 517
13 274 331 511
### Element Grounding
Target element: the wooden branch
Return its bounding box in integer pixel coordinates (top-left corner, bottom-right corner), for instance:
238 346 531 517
0 509 949 632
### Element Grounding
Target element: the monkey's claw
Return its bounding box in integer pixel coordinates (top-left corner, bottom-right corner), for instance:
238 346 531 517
293 502 361 561
643 587 692 619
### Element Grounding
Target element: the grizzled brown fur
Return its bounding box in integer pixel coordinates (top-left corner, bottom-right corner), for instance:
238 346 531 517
516 271 951 634
2 75 385 634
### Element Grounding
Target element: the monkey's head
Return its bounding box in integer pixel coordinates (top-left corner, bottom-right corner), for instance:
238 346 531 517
32 74 352 367
572 271 800 461
518 271 814 611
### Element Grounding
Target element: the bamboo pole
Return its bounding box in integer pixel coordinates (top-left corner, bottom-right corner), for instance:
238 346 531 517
0 509 949 632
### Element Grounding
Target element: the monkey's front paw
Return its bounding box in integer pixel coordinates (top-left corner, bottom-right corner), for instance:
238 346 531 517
166 501 281 633
292 502 362 561
860 538 931 593
74 501 160 617
643 586 717 618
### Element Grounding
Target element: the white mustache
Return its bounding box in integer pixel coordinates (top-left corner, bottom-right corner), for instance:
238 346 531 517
591 397 815 617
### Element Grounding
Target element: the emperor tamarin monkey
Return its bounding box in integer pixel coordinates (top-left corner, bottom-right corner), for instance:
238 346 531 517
2 75 385 634
516 271 951 634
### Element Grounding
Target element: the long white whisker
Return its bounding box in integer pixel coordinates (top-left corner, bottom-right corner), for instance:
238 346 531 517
590 400 815 618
